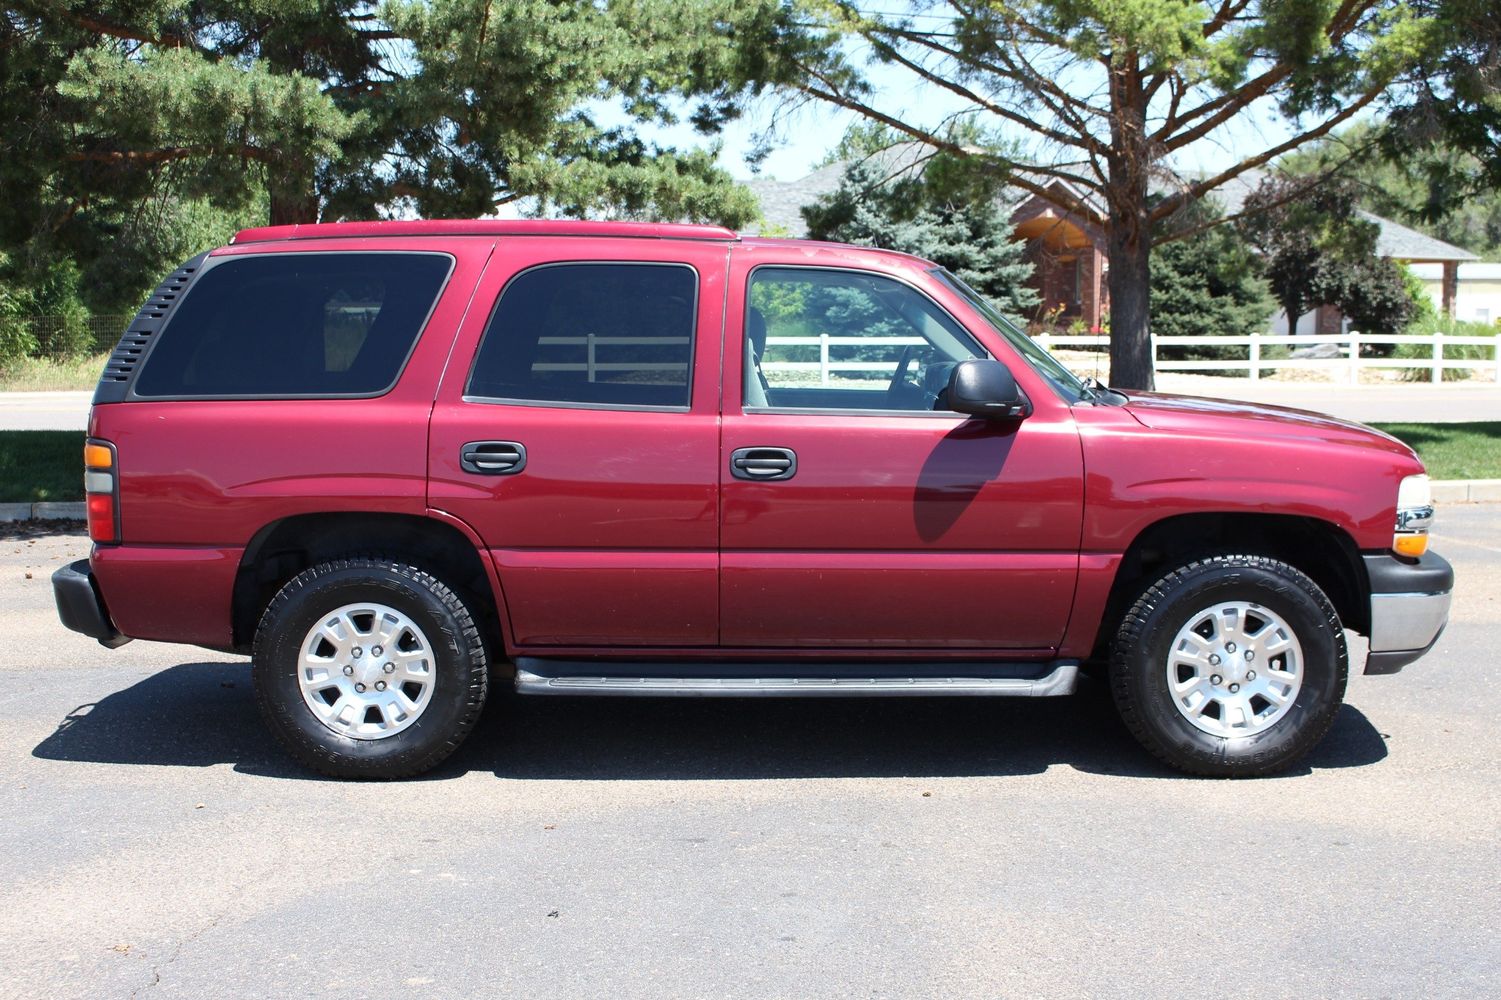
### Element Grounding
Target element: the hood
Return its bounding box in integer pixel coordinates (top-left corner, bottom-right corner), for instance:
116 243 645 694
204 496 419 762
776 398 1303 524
1119 391 1419 462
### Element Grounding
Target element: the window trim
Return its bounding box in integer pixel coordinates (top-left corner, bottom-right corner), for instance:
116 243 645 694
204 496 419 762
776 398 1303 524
740 263 1011 419
462 259 701 414
128 249 456 402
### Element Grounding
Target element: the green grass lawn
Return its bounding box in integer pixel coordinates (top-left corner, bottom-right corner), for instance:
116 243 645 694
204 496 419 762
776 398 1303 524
0 423 1497 505
1372 423 1501 481
0 431 84 502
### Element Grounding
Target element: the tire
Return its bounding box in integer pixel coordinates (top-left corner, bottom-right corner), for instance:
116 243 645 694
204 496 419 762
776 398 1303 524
252 557 489 779
1109 554 1348 777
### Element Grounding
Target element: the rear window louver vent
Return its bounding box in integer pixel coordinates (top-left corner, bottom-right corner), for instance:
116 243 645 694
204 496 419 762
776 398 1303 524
93 252 209 404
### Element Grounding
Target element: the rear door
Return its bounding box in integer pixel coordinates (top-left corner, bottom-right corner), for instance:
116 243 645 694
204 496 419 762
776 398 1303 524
429 238 727 649
719 248 1084 653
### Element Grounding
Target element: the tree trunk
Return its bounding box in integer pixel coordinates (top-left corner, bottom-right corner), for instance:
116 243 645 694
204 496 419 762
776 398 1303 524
268 186 319 226
1107 215 1154 390
1104 58 1155 391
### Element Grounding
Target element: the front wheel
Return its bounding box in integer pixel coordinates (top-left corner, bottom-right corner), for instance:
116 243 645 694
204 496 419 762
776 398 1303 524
1109 555 1348 777
252 557 489 779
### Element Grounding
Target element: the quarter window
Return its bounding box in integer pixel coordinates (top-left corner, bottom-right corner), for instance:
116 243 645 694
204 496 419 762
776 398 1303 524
744 267 986 412
134 253 451 397
467 263 697 408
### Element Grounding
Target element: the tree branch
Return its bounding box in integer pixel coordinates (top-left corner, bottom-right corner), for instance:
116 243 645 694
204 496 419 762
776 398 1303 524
793 71 1104 223
1148 84 1384 227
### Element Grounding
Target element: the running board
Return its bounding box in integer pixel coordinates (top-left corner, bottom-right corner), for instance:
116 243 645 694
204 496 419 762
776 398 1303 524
513 660 1080 698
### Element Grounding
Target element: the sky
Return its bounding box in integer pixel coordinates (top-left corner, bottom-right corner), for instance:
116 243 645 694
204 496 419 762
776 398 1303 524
623 48 1318 186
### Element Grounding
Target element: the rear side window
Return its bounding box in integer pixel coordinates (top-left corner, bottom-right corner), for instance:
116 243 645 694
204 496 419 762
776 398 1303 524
466 263 697 408
134 253 452 397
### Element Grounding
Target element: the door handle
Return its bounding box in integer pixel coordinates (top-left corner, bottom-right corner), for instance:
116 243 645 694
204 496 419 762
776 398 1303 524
731 446 797 481
460 441 527 475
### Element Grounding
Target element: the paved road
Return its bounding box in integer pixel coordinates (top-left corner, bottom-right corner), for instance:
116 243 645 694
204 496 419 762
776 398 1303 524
2 510 1498 999
3 378 1500 430
0 391 93 431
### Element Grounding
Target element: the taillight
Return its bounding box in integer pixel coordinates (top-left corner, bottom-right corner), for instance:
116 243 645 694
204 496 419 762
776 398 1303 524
84 439 119 543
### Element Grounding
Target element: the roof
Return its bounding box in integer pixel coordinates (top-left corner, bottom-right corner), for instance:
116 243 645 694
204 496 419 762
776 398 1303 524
1203 169 1478 262
232 219 739 244
752 153 1480 263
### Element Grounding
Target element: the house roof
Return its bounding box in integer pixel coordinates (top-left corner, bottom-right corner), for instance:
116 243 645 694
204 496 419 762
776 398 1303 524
1201 169 1477 262
749 151 1479 262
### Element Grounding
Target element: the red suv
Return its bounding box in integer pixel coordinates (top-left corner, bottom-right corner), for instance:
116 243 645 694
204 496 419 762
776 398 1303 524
52 220 1452 779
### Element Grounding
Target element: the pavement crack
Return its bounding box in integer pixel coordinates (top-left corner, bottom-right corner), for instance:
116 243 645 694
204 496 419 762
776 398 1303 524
130 908 228 998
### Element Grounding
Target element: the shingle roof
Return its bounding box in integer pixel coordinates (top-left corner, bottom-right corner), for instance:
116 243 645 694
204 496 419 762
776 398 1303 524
1195 169 1477 262
748 151 1479 262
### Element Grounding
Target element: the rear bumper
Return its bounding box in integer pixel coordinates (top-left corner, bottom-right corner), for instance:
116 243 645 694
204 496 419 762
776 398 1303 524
1363 551 1453 675
52 559 131 648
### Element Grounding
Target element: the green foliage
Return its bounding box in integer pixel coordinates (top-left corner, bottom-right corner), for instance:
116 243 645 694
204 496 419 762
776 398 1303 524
801 156 1038 321
1379 0 1501 216
1399 262 1440 333
0 256 90 360
1285 123 1501 260
1394 316 1498 382
1150 202 1275 360
1238 174 1415 339
0 1 807 365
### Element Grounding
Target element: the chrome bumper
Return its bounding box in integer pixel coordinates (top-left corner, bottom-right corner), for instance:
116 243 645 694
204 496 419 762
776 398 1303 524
1363 552 1453 674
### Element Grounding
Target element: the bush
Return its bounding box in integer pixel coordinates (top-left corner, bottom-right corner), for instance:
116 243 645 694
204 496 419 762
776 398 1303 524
1150 220 1275 365
1396 317 1499 381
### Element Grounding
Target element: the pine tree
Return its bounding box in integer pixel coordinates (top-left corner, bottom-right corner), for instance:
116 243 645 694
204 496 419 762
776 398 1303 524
802 158 1038 321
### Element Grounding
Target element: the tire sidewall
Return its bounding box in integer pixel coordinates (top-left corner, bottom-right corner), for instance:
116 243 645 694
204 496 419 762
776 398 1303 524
1124 559 1347 774
253 563 481 776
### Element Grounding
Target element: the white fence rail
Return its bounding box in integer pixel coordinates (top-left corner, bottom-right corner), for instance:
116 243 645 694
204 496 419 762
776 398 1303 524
529 330 1500 386
1036 330 1501 384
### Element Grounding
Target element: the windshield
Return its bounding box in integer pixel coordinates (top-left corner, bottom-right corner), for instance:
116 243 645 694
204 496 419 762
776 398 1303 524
932 268 1091 403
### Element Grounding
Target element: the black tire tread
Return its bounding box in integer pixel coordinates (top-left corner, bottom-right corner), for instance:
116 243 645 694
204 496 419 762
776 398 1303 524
252 556 489 779
1109 553 1348 778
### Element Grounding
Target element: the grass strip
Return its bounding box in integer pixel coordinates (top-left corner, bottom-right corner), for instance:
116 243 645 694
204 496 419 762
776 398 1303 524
1372 422 1501 481
0 431 84 502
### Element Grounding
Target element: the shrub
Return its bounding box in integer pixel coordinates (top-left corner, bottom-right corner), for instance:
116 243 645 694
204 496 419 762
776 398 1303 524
1396 316 1498 381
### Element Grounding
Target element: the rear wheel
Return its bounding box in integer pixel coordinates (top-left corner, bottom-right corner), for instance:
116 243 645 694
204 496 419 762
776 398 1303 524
1110 554 1347 777
252 557 489 778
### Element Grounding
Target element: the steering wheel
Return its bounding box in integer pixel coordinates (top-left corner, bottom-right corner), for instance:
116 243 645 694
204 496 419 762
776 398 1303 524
887 344 930 404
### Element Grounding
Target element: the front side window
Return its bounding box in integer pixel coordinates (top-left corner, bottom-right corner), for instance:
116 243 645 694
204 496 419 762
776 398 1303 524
135 253 451 397
744 267 986 412
933 268 1090 402
467 263 697 408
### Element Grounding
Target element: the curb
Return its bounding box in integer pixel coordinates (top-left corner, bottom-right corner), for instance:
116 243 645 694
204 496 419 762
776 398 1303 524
1430 479 1501 503
0 501 86 522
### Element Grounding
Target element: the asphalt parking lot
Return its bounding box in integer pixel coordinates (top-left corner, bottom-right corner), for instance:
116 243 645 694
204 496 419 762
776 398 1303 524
2 509 1498 1000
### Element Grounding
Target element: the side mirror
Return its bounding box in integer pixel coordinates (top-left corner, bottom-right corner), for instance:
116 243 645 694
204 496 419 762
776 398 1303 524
946 359 1029 419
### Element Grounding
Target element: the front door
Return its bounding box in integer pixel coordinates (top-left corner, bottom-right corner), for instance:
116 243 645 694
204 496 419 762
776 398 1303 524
719 256 1084 654
429 240 726 649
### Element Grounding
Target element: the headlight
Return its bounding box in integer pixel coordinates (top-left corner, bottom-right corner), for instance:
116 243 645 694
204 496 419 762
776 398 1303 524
1393 474 1433 557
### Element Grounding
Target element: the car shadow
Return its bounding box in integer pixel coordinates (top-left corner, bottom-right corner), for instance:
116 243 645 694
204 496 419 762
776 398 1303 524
32 661 1389 782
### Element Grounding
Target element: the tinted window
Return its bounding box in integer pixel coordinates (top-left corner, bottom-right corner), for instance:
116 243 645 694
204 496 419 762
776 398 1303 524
745 267 985 412
135 253 451 397
467 263 696 408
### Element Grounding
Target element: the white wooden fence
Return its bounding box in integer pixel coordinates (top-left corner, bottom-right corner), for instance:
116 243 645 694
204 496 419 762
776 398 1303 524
1036 330 1501 384
531 330 1501 386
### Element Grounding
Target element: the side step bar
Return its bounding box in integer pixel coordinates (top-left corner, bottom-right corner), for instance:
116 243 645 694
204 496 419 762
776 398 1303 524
514 660 1080 698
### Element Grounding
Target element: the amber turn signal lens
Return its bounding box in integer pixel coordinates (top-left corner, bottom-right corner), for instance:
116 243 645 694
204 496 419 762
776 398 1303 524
1393 533 1428 558
84 443 113 469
